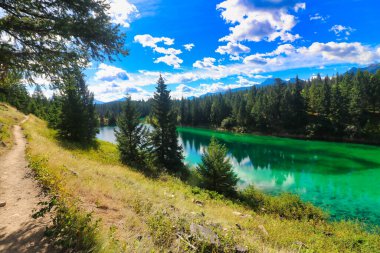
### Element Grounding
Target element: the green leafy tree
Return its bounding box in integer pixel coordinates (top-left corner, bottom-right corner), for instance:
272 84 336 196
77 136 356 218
151 75 184 174
197 137 239 196
58 70 98 143
115 95 148 167
0 0 127 85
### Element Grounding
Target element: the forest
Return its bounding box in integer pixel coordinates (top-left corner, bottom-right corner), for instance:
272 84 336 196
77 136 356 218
96 71 380 143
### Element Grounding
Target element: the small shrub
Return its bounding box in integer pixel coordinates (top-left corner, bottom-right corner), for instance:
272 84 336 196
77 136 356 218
240 186 327 222
147 212 175 248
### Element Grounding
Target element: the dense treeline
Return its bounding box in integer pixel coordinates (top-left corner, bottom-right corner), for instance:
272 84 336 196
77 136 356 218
96 100 151 126
96 71 380 142
175 71 380 141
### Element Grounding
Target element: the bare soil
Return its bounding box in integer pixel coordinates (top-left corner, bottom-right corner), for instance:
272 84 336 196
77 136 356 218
0 118 54 252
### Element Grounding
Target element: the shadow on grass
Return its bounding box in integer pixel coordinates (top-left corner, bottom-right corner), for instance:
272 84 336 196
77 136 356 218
56 136 100 152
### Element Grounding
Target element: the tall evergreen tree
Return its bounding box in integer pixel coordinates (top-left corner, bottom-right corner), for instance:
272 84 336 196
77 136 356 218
151 75 184 174
197 137 239 196
58 71 98 143
115 95 148 167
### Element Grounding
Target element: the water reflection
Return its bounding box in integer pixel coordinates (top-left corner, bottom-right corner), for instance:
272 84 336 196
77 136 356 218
177 130 380 224
97 126 380 224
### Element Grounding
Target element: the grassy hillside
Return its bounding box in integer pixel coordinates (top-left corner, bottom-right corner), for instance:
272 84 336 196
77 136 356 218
20 115 380 252
0 103 26 154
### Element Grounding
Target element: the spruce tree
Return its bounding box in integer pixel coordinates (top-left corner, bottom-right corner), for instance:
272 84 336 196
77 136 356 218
58 71 98 143
115 95 148 167
151 75 184 174
197 137 239 196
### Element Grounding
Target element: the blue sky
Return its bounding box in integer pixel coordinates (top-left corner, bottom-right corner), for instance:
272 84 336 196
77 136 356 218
83 0 380 102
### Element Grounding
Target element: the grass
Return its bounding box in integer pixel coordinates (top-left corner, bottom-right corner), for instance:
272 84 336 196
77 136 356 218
0 103 25 154
16 114 380 252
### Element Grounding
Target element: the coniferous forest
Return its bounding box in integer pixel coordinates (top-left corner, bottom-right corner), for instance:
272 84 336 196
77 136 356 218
96 71 380 143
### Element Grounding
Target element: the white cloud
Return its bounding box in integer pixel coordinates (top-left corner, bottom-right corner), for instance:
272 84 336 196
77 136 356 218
329 25 355 37
154 54 183 69
310 13 329 22
134 34 183 68
134 34 174 48
107 0 140 28
94 63 129 81
244 42 379 68
184 43 195 51
216 42 251 60
193 57 217 69
294 3 306 12
217 0 301 43
89 42 380 102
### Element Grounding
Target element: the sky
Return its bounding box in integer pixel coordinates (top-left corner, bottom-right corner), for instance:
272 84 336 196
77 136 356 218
83 0 380 102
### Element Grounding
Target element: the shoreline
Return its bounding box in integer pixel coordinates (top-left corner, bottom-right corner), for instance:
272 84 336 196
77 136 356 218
177 125 380 146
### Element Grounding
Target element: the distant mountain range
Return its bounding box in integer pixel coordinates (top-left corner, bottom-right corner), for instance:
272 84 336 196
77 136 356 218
95 63 380 104
347 63 380 74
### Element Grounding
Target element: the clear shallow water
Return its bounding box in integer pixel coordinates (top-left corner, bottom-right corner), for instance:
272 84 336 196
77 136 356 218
97 126 380 224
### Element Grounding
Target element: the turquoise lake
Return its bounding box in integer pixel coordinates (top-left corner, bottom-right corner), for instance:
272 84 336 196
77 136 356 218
97 126 380 225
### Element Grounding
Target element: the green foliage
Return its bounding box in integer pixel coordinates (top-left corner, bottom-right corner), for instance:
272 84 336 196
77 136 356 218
115 95 149 168
147 212 175 248
197 137 239 196
151 75 185 175
0 71 31 113
57 70 99 144
240 186 327 221
0 0 127 85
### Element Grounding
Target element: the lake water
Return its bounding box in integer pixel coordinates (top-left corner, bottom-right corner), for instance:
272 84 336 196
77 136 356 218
97 126 380 224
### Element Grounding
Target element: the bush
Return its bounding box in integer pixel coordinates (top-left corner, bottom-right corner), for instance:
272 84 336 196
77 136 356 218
240 186 327 221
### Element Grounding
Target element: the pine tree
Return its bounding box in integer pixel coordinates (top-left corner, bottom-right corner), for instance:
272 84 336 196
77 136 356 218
197 137 239 196
151 75 184 174
115 95 148 167
58 71 98 143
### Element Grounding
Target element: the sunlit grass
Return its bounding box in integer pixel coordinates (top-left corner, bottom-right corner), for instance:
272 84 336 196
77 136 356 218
0 103 26 154
22 115 380 252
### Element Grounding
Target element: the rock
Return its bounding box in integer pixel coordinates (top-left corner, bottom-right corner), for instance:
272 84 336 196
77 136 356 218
258 225 269 237
233 211 252 219
235 245 248 253
193 199 204 207
0 202 6 207
0 141 6 147
97 205 109 210
190 223 219 246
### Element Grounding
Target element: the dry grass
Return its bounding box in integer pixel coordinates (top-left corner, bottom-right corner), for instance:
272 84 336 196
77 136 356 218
0 103 26 154
22 115 380 252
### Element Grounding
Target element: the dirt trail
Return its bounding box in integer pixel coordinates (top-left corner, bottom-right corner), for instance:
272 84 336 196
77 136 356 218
0 117 53 253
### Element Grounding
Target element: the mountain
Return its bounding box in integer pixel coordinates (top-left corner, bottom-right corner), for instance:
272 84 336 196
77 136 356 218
94 99 105 105
347 63 380 74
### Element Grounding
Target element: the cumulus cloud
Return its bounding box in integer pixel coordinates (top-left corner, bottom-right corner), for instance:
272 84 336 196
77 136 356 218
89 41 380 102
172 80 259 99
216 42 251 60
134 34 174 48
107 0 139 28
94 63 129 81
244 42 379 68
329 25 355 37
184 43 195 51
193 57 217 69
217 0 301 43
134 34 183 68
154 54 183 69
